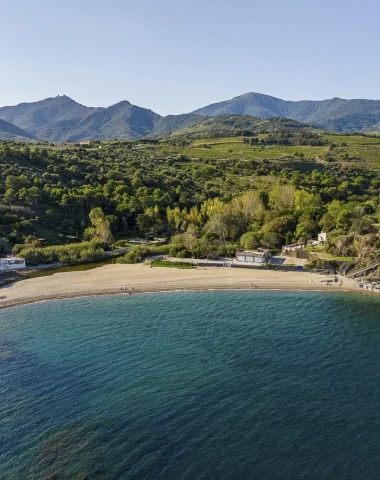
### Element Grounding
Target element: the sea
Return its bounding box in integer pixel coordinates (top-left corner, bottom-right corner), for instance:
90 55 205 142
1 290 380 479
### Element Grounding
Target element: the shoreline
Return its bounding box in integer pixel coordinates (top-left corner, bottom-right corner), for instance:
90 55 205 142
0 263 363 311
0 286 358 311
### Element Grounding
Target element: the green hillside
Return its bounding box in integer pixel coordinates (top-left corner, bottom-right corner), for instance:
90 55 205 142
150 114 203 137
1 130 380 270
168 115 311 138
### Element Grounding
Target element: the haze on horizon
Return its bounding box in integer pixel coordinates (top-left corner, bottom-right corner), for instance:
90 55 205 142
1 0 379 115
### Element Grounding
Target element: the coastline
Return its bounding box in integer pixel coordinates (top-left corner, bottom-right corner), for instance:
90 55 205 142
0 263 361 310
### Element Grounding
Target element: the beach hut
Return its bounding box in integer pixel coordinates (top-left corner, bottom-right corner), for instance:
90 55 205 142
236 249 270 264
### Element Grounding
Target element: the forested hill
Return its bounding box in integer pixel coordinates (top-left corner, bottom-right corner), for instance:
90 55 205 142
192 93 380 132
167 115 311 139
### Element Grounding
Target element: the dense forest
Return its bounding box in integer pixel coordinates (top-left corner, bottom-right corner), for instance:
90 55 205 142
1 128 380 268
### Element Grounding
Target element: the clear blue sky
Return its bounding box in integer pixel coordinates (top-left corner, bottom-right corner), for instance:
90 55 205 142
1 0 379 114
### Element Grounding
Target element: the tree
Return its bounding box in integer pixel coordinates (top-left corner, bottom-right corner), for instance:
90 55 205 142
336 210 352 233
350 216 375 235
0 237 9 255
4 188 17 206
294 190 322 211
232 191 264 224
137 206 162 241
260 215 295 238
295 214 318 242
5 174 28 191
84 207 114 245
269 184 295 212
195 232 219 259
169 234 186 256
166 206 183 234
319 212 336 232
261 231 282 248
206 207 243 243
185 206 202 227
240 231 260 249
27 186 40 206
327 200 343 218
183 224 199 250
266 129 294 145
285 231 293 246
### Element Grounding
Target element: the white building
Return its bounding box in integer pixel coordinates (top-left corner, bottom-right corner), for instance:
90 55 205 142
318 232 327 245
0 257 26 272
236 249 270 264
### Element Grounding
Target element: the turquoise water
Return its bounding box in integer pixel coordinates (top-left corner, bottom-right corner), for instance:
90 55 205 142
1 291 380 479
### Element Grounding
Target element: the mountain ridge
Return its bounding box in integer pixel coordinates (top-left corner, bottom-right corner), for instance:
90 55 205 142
0 118 36 141
192 92 380 132
1 92 380 142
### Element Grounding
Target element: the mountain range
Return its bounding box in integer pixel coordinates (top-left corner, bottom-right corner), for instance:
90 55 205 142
192 93 380 132
0 92 380 142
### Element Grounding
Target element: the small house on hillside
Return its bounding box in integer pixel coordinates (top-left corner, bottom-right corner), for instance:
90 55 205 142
236 249 270 263
0 257 26 272
282 243 304 255
318 232 327 246
66 235 79 243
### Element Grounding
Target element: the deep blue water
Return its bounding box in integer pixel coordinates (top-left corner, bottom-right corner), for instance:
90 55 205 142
1 291 380 479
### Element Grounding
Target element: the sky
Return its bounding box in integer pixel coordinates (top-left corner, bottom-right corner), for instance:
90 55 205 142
1 0 379 115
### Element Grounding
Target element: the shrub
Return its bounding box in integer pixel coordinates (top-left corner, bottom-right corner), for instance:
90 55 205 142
118 244 170 264
18 241 104 265
151 260 194 269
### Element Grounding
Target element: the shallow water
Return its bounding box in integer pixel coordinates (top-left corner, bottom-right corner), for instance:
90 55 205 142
1 291 380 479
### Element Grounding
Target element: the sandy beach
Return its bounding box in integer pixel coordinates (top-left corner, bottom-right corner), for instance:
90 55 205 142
0 264 359 310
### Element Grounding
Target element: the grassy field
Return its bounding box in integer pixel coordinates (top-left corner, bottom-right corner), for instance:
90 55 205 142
156 133 380 170
46 130 377 170
151 260 195 269
308 251 355 262
323 134 380 145
345 144 380 167
159 142 329 162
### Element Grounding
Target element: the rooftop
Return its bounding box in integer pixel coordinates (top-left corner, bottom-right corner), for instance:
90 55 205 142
0 257 25 263
237 249 270 257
